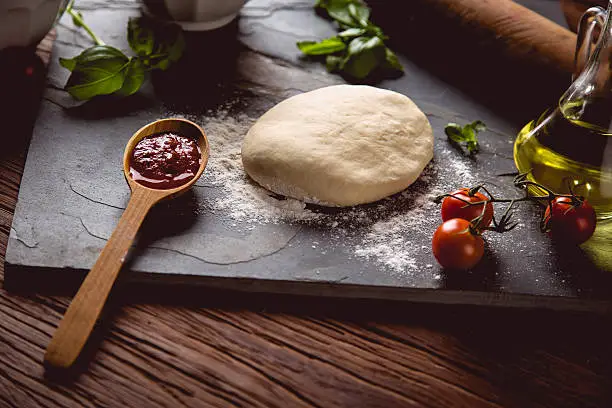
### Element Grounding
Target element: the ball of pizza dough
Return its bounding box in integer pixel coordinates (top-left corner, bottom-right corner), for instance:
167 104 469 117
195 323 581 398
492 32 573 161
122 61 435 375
241 85 433 207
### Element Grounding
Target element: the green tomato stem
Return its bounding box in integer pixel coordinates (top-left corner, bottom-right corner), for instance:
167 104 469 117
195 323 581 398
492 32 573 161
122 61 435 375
66 1 105 46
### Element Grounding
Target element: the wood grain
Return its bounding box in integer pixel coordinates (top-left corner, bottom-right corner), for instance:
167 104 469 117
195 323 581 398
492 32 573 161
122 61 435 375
44 187 159 369
1 23 611 408
399 0 577 74
560 0 609 32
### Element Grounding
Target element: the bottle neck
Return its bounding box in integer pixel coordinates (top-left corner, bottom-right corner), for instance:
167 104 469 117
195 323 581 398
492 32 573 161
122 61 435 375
560 2 612 132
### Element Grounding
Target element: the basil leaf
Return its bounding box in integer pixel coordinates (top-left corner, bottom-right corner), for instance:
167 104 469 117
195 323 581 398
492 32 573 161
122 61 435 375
338 28 366 39
326 55 343 71
317 0 366 26
297 37 346 55
149 23 185 71
382 47 403 72
315 0 349 8
60 45 127 71
128 17 155 56
444 123 466 140
347 35 384 57
445 121 485 155
342 36 385 79
61 45 130 100
348 2 370 27
301 0 403 80
164 27 185 64
317 0 362 26
116 58 145 97
327 7 355 26
366 23 387 40
59 56 77 72
465 140 479 154
468 120 487 133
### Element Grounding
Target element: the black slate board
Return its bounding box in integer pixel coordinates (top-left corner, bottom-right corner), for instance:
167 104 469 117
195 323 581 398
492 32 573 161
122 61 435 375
5 0 612 311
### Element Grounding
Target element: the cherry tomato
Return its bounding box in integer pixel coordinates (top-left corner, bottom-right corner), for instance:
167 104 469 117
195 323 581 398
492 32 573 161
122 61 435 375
432 218 484 270
441 188 494 229
543 197 596 245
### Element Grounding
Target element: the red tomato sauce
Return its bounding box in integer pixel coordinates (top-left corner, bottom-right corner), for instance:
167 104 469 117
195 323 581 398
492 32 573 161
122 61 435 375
129 132 201 189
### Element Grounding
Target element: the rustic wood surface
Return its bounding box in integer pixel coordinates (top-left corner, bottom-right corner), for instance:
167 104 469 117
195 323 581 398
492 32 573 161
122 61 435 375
2 19 612 408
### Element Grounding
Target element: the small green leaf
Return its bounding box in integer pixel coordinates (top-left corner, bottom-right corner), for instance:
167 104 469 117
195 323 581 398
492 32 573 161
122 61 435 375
166 30 185 63
342 36 385 79
297 37 346 55
338 28 366 39
59 56 77 72
116 58 146 97
382 47 403 72
347 35 384 55
317 0 367 26
366 23 386 39
468 120 487 132
147 22 185 70
444 123 465 140
326 55 343 72
347 2 370 27
62 45 130 100
445 121 486 155
304 0 401 81
61 45 127 70
321 0 363 26
466 140 479 154
128 17 155 56
327 8 355 26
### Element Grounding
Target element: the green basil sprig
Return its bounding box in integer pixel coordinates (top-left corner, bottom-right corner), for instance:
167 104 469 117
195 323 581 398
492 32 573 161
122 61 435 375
60 46 140 100
296 0 403 80
61 3 184 101
445 121 487 155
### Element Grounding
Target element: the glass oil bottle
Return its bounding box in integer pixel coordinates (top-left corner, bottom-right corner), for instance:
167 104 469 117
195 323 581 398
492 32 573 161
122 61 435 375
514 2 612 220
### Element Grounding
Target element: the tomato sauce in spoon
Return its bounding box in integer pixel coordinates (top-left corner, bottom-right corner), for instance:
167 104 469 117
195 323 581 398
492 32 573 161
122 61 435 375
129 132 201 189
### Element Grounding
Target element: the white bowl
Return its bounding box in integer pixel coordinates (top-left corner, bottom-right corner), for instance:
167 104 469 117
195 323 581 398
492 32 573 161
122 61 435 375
142 0 245 31
0 0 68 50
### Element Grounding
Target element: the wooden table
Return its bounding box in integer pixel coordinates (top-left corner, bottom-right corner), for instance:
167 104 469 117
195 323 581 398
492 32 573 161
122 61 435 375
2 19 612 408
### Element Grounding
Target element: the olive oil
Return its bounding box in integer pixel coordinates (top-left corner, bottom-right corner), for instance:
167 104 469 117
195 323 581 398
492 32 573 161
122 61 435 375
513 103 612 220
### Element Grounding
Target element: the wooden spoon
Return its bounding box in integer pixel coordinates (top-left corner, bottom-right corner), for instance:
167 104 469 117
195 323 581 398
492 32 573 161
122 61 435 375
44 118 209 369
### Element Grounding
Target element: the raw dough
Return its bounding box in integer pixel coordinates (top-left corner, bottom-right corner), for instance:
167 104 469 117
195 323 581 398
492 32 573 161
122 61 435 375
241 85 434 207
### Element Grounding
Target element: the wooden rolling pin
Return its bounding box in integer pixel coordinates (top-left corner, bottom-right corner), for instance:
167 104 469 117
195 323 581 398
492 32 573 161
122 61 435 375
370 0 581 116
425 0 576 74
373 0 578 74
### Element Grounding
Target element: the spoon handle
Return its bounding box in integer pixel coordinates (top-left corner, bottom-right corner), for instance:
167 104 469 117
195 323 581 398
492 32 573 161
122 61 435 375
45 187 159 369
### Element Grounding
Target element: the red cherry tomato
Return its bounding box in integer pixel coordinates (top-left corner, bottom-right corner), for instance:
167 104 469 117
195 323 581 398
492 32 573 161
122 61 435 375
432 218 484 270
441 188 494 229
543 197 596 245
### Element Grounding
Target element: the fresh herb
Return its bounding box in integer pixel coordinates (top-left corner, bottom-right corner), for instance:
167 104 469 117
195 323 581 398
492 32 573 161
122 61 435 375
297 37 346 55
444 120 486 155
60 1 184 101
296 0 403 80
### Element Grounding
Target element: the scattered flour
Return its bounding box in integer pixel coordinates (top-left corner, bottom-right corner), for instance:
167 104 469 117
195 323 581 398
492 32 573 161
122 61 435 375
164 106 482 278
169 109 324 223
354 192 435 274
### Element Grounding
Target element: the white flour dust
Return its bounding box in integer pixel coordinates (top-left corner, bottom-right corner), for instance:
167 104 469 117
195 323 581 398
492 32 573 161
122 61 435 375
353 192 435 273
169 109 324 223
165 106 480 278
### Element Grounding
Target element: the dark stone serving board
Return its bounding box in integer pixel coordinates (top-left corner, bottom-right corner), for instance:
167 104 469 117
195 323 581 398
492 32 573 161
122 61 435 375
5 0 612 311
